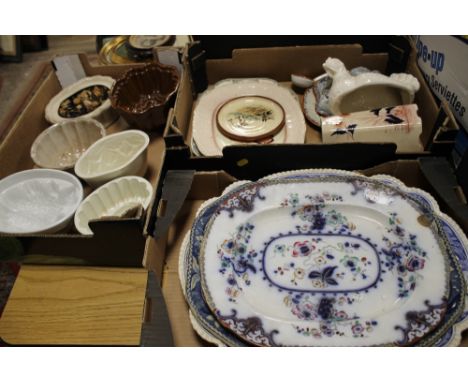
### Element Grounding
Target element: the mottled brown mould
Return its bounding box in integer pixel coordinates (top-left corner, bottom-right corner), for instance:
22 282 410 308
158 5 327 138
110 62 179 131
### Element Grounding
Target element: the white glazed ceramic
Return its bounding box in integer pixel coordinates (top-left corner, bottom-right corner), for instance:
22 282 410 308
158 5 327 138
323 58 420 115
191 138 203 157
74 130 149 188
303 87 322 127
216 96 285 141
195 173 457 346
30 118 106 170
74 176 153 235
45 76 118 128
321 104 424 153
291 74 314 89
262 170 468 347
180 170 467 347
303 69 381 127
0 169 83 234
192 78 307 157
365 173 468 348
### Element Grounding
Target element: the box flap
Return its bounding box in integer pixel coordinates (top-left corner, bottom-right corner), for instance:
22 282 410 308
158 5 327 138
151 170 195 238
140 271 173 346
420 156 468 232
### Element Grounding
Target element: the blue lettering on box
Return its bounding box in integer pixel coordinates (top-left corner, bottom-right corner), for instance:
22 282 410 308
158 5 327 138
416 36 445 75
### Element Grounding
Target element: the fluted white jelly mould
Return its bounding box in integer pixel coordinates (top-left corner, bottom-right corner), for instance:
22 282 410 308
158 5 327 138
74 176 153 235
30 118 106 170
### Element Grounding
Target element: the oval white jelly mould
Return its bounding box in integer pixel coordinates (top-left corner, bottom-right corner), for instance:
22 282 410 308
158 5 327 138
74 129 150 188
0 169 83 234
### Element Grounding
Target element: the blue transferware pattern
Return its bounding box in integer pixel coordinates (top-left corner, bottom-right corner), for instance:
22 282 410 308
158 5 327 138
182 208 463 346
202 176 452 346
266 171 467 346
202 182 448 346
181 170 466 346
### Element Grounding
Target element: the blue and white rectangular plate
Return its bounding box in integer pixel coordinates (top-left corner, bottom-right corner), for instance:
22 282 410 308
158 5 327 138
180 169 467 346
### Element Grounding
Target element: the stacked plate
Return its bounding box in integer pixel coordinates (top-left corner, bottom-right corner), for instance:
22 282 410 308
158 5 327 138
179 169 468 346
191 78 307 157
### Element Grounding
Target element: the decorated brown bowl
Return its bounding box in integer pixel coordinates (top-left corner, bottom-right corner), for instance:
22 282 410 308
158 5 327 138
110 62 179 130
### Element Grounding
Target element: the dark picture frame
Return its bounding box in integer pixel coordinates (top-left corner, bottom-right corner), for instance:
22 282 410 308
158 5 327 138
0 35 22 62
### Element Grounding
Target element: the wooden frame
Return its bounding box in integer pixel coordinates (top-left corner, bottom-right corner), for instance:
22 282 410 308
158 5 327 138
0 35 22 62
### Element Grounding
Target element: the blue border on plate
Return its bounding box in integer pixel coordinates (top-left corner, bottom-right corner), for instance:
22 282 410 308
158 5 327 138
184 174 467 346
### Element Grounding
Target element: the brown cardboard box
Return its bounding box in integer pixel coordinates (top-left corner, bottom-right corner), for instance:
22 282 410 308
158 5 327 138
145 159 468 346
164 43 459 156
0 54 169 267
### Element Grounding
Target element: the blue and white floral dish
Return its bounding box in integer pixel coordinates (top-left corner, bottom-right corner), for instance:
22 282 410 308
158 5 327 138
180 169 467 346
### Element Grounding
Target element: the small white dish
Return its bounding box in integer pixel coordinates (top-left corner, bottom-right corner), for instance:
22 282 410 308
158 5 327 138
291 74 314 89
323 58 420 115
30 118 106 170
74 130 149 188
0 169 83 234
74 176 153 235
45 76 118 128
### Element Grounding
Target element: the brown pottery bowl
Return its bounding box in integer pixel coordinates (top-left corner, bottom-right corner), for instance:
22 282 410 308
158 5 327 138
110 62 179 131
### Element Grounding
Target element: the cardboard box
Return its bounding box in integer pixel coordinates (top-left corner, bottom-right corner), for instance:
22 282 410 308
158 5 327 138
193 36 394 59
163 42 459 157
145 153 468 346
0 54 169 267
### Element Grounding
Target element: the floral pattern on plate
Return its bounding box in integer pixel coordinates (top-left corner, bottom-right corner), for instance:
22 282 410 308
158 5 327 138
192 78 306 156
216 96 285 142
199 175 454 346
180 170 467 346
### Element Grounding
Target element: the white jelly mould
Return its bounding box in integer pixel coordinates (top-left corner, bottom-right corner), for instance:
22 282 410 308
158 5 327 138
45 75 118 128
74 130 149 188
30 118 106 170
0 169 83 234
323 58 420 115
74 176 153 235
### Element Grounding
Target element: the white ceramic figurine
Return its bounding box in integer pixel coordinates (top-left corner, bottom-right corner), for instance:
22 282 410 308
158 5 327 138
323 58 420 115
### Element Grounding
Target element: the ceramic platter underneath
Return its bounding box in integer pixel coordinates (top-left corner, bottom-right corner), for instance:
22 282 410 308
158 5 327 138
192 78 306 157
181 169 467 346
